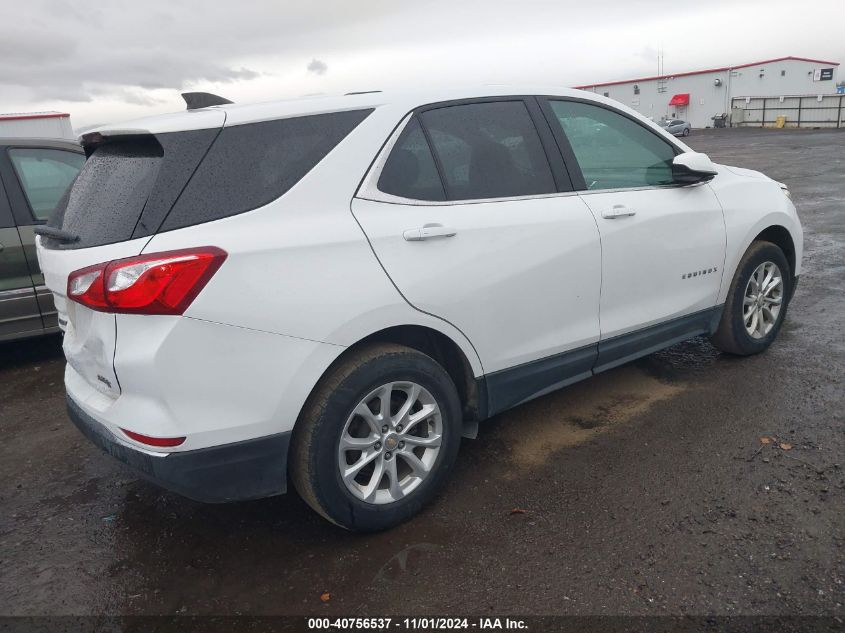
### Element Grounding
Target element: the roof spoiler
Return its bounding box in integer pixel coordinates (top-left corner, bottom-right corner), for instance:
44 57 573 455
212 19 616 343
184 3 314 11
181 92 233 110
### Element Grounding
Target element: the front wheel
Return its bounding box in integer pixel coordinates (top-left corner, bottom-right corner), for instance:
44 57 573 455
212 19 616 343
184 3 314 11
711 241 792 356
290 343 462 531
682 127 691 136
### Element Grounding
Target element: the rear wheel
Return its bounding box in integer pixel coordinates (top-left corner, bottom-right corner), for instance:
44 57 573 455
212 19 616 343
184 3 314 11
682 127 690 136
290 343 461 531
711 241 792 356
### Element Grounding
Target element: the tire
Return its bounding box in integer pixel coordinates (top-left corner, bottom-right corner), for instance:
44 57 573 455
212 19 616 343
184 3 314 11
683 127 691 136
290 343 462 532
711 241 792 356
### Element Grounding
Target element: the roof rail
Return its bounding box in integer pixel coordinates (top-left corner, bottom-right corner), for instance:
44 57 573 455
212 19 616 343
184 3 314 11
345 90 382 96
181 92 233 110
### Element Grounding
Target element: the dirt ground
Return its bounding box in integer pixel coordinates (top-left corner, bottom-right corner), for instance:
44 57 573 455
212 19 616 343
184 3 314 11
1 127 843 617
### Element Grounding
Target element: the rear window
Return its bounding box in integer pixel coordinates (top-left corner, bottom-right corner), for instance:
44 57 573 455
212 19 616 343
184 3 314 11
46 130 218 249
44 108 372 249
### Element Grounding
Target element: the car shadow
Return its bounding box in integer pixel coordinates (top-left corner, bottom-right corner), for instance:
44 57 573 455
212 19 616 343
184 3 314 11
0 333 64 371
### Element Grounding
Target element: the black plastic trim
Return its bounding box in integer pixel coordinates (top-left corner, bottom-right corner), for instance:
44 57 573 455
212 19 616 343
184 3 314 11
594 306 723 374
481 306 724 419
485 343 597 417
66 395 290 503
182 92 233 110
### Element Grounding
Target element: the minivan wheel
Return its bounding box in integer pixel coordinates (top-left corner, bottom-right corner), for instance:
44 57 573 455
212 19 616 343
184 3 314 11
711 241 792 356
290 343 461 532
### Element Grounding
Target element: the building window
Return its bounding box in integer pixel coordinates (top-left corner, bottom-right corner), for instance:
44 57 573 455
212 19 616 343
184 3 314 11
781 69 786 76
634 85 640 95
603 92 610 97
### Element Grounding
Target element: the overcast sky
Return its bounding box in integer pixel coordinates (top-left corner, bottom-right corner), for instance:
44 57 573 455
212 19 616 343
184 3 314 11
3 0 842 129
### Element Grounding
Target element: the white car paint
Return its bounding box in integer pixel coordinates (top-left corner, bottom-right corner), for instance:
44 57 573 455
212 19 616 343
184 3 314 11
37 84 801 477
578 183 726 339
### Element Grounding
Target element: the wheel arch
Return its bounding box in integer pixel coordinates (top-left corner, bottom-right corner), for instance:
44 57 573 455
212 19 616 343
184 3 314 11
293 324 486 443
753 225 796 279
719 214 802 306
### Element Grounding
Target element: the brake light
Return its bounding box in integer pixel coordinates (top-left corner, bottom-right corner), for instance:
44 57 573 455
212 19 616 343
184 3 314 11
121 428 186 447
67 247 227 315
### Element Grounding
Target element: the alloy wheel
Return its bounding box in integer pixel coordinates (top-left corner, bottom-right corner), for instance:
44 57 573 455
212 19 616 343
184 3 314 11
338 382 443 504
743 261 783 339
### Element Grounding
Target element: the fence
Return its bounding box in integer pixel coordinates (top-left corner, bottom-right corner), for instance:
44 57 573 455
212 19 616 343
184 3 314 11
730 94 844 129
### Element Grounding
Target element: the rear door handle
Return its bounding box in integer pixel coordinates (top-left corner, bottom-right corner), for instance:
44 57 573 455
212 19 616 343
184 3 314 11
602 205 636 219
403 223 457 241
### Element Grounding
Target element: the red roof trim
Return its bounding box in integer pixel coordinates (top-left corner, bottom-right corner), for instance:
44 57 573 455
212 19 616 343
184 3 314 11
575 56 840 89
0 112 71 122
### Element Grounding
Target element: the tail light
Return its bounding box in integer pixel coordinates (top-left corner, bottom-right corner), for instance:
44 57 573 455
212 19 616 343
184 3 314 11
67 247 227 315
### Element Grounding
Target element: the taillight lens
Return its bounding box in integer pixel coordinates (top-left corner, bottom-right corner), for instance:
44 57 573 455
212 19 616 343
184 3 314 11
67 247 227 315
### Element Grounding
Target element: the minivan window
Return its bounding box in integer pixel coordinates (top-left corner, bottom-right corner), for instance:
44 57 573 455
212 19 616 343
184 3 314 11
547 100 676 190
419 101 556 201
8 148 85 221
377 117 445 201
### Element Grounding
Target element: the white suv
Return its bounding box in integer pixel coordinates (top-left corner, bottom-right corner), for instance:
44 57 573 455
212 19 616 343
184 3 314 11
37 87 802 531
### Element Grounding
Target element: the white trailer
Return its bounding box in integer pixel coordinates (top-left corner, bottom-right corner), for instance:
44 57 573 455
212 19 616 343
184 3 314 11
0 112 75 140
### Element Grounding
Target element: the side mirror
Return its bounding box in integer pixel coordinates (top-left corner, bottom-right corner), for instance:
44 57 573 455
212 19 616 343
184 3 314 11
672 152 718 184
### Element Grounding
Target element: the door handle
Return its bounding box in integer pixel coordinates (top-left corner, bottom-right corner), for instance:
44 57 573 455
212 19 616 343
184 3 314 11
403 223 457 242
602 205 636 219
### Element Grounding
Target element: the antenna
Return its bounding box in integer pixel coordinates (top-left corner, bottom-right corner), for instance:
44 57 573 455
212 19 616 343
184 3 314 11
181 92 233 110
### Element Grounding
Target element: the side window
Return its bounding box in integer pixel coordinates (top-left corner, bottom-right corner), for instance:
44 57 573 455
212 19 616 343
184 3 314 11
378 118 446 201
419 101 556 201
547 100 676 191
8 148 85 221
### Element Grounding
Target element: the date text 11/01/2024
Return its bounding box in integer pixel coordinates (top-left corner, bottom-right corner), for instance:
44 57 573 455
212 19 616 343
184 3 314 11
307 617 529 630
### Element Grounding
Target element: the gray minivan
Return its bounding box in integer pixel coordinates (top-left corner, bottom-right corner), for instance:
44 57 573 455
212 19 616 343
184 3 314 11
0 138 85 341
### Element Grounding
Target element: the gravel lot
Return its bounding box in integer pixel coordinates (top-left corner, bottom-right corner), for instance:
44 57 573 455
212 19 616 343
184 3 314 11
1 127 843 617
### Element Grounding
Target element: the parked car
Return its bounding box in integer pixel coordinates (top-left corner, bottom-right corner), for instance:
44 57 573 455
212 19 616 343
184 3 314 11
658 118 692 136
0 138 84 341
38 87 802 531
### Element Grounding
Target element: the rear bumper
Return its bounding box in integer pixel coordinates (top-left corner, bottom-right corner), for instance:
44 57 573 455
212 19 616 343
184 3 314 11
66 395 290 503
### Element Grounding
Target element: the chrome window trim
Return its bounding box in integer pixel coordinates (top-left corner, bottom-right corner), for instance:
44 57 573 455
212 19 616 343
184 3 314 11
577 182 702 196
0 287 37 299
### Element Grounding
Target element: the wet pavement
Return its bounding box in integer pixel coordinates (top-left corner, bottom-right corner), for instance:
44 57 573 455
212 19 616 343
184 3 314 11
1 128 843 616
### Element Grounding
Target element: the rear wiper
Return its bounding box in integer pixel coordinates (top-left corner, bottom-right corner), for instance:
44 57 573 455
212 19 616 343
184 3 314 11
34 226 80 243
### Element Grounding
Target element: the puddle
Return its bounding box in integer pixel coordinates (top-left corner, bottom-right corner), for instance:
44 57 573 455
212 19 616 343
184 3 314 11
490 366 683 472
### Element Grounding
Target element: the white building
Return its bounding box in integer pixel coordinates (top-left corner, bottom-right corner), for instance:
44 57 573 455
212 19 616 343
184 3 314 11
0 111 75 139
576 56 840 128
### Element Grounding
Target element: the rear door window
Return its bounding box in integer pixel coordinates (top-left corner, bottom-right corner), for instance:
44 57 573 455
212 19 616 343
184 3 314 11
418 101 556 201
8 148 85 222
377 117 446 201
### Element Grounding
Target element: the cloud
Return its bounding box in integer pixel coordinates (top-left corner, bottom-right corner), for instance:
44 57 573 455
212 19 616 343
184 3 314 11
307 58 328 75
3 0 842 128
